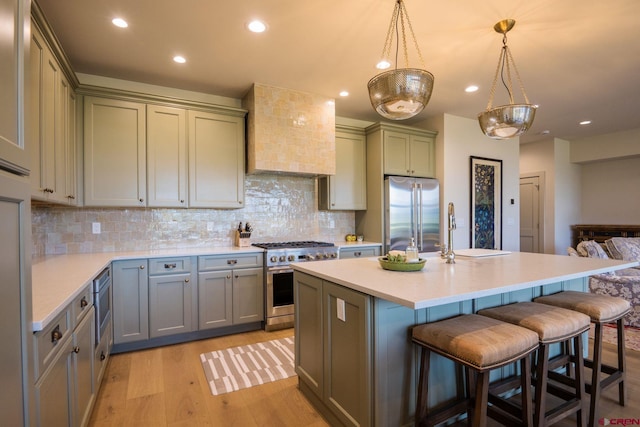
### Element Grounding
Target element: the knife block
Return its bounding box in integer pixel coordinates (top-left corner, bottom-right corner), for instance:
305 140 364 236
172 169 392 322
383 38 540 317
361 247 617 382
234 230 251 247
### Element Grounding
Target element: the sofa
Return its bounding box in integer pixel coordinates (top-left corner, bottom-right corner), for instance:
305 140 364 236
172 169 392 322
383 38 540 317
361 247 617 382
569 238 640 328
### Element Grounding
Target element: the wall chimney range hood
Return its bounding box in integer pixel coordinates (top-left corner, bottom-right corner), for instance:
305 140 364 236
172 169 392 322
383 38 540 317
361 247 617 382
243 83 336 176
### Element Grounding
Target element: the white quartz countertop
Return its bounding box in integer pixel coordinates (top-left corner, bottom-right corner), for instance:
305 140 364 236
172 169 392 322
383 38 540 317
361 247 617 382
291 250 639 310
31 246 264 332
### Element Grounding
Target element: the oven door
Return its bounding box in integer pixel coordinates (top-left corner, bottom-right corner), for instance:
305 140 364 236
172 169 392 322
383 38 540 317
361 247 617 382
266 266 295 318
94 271 112 347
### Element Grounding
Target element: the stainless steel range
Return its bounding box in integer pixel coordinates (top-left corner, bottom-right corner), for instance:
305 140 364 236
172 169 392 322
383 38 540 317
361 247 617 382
252 241 338 331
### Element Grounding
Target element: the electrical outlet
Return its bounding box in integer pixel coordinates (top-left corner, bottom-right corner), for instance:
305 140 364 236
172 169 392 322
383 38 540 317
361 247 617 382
92 222 101 234
207 222 214 232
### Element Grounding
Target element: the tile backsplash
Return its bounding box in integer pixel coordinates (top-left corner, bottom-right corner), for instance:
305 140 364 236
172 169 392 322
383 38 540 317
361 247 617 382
32 175 355 256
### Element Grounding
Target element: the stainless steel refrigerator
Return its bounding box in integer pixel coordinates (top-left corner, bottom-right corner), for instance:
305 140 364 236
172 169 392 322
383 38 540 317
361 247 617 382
384 176 440 253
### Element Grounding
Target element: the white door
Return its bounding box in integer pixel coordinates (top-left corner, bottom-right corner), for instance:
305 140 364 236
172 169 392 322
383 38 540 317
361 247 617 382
520 175 542 253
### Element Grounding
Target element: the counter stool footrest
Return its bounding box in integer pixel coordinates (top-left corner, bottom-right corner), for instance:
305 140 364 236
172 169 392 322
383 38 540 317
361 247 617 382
418 400 469 426
545 399 584 426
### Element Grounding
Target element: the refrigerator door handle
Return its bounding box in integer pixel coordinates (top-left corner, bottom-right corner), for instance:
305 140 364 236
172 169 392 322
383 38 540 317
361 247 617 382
417 183 424 249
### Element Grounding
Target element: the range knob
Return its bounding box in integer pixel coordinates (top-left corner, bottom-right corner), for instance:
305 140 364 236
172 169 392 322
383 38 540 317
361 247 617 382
330 252 337 258
322 253 329 259
306 254 315 261
270 255 278 263
279 255 286 262
288 255 295 262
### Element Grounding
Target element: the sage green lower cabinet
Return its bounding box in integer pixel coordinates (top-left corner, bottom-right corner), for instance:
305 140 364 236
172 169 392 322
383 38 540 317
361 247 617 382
113 259 149 344
73 307 96 427
199 267 264 328
148 257 197 338
294 272 372 427
198 253 264 329
198 270 233 329
232 267 264 324
34 333 73 426
34 305 96 427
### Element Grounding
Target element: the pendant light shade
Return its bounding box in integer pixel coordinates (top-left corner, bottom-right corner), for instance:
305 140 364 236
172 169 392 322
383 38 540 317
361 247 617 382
368 0 434 121
478 19 537 139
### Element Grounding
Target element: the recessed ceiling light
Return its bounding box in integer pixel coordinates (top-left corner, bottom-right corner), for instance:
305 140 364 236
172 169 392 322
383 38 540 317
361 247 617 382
247 20 267 33
339 91 349 97
376 60 391 70
173 56 186 64
465 85 479 93
112 18 128 28
579 120 592 125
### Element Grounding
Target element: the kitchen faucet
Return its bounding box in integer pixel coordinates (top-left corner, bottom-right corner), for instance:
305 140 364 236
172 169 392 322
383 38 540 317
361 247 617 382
442 202 456 264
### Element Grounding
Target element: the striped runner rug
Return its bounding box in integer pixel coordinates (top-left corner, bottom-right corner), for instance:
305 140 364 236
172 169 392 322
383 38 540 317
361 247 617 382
200 336 296 395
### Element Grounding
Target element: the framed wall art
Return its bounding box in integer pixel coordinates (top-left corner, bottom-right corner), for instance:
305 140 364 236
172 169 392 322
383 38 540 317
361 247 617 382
470 156 502 249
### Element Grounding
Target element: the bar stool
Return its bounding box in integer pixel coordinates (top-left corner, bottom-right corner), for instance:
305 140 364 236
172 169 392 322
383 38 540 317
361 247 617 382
412 314 539 426
534 291 631 426
478 302 591 427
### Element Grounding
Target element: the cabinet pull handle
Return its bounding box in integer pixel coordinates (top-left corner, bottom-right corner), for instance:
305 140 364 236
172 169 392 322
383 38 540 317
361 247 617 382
184 278 190 283
100 351 106 361
51 326 63 344
227 259 238 265
139 198 144 203
234 274 239 279
73 346 80 354
67 195 75 200
355 251 362 257
140 265 145 270
226 274 231 279
180 199 185 203
80 297 88 308
164 263 177 269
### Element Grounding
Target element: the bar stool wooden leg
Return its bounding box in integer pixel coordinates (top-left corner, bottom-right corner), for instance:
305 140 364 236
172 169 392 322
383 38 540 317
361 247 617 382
617 318 627 407
416 347 431 425
473 371 490 427
574 333 586 427
534 344 549 427
590 322 604 426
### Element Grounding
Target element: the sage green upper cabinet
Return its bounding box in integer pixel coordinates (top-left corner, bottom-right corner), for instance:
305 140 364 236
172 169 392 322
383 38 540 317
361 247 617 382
188 110 244 208
29 22 78 204
366 123 436 178
318 125 367 210
0 0 29 175
147 105 187 208
83 96 146 207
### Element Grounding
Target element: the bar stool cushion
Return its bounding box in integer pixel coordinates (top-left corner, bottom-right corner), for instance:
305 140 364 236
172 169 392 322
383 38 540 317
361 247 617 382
478 302 590 344
535 291 631 323
412 314 539 370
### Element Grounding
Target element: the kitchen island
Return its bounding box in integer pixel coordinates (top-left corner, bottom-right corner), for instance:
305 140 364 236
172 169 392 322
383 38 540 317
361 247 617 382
291 251 638 427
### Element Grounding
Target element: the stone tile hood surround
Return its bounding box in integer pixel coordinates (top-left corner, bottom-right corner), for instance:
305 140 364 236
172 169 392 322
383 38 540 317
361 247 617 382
243 83 336 176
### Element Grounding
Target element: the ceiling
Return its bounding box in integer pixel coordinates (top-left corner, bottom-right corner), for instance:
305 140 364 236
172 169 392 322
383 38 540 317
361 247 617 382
36 0 640 144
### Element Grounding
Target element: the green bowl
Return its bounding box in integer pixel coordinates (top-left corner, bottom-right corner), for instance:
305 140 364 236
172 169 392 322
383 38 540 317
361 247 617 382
378 257 426 272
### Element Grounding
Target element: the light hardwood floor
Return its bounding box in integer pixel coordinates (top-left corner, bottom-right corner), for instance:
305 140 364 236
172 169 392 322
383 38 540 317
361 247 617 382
89 330 640 426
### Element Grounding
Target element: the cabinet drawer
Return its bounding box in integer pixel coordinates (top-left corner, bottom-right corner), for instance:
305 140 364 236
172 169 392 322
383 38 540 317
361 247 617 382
71 284 93 328
198 252 263 271
339 247 381 259
149 257 193 275
34 308 71 380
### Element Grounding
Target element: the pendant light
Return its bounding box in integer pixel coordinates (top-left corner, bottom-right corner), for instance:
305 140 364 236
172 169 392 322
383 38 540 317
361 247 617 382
367 0 434 121
478 19 537 139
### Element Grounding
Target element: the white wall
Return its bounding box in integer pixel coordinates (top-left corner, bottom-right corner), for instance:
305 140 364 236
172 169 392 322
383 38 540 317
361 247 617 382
553 140 582 253
520 140 556 253
570 129 640 163
420 114 521 251
580 157 640 223
520 138 581 254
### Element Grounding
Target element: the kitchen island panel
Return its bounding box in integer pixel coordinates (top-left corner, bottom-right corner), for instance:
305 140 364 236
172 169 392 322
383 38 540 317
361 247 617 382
293 254 610 427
